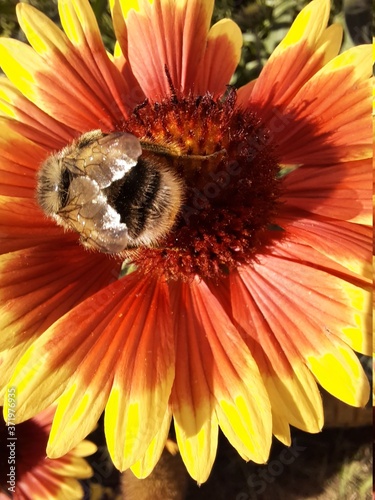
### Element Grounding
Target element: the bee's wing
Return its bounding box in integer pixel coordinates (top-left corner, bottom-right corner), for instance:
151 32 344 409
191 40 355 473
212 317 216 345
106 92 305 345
66 132 143 189
59 177 129 253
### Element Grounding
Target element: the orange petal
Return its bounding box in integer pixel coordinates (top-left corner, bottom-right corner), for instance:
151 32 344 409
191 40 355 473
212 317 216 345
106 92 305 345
230 270 324 435
238 0 341 111
111 42 145 105
104 274 175 472
232 242 371 406
1 247 121 414
281 159 372 225
0 78 75 149
0 243 117 346
277 46 372 164
277 211 372 280
0 197 66 252
125 0 214 99
0 127 48 198
170 278 272 480
194 19 243 97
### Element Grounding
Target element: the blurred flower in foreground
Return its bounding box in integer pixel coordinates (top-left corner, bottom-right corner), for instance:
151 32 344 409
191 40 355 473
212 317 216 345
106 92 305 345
0 0 372 483
0 407 96 499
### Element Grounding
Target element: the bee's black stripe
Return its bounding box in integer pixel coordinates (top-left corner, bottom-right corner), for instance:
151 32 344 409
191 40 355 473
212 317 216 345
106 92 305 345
108 160 161 238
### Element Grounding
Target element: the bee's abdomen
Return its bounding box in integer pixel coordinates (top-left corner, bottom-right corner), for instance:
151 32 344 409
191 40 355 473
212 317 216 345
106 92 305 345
109 160 162 238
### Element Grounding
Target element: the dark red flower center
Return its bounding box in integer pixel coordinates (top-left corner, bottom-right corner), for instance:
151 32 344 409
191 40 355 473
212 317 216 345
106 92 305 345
123 89 281 281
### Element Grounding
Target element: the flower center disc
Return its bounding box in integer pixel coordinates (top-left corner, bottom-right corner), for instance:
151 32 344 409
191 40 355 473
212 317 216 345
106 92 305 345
124 90 281 280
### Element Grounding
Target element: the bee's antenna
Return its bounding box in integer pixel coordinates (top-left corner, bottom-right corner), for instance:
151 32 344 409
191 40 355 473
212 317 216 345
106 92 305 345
164 65 178 103
132 99 149 123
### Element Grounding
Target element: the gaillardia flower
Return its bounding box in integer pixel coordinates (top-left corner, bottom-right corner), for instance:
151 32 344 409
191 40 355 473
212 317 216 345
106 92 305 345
0 406 96 499
0 0 371 483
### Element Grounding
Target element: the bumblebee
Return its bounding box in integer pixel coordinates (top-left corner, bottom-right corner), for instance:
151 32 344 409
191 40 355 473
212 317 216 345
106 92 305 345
36 130 183 253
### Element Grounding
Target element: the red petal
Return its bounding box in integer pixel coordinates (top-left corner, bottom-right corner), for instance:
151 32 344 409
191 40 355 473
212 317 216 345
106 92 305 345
126 0 214 99
0 79 76 149
194 19 242 97
0 128 47 198
277 210 372 280
281 160 372 224
0 243 120 353
170 278 271 472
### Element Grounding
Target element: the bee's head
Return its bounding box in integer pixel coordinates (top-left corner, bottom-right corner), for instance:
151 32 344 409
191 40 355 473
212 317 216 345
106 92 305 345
36 149 72 216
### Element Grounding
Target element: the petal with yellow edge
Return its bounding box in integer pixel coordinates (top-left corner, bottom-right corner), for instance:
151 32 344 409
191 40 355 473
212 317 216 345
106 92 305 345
44 454 94 478
130 407 172 479
169 279 218 483
125 0 214 99
0 78 75 149
277 212 372 280
104 274 175 472
109 0 131 59
110 0 154 100
0 37 108 131
171 278 272 480
2 262 129 424
47 274 172 459
194 19 243 97
46 299 131 458
272 412 291 446
269 239 372 355
0 344 35 401
230 269 324 437
174 413 218 486
306 339 370 407
265 363 324 442
238 0 340 112
1 0 137 132
277 45 372 165
234 242 370 407
57 0 139 117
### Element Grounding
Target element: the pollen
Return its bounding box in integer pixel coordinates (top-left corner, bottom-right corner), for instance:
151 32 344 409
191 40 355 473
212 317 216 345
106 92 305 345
123 89 281 281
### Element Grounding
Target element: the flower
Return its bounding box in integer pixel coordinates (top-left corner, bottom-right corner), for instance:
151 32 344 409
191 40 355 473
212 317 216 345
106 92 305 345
0 0 372 483
0 406 96 499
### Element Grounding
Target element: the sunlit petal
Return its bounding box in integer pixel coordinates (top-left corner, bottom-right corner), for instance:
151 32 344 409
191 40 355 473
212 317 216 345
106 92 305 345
125 0 214 98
